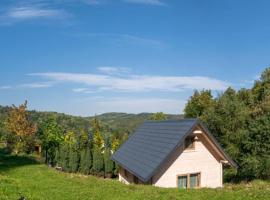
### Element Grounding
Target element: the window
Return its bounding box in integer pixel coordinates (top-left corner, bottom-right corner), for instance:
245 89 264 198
185 136 195 150
177 173 200 189
190 173 200 188
133 176 138 184
124 169 128 177
177 175 187 189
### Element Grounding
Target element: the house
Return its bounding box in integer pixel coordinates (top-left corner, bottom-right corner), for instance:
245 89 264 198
111 119 237 189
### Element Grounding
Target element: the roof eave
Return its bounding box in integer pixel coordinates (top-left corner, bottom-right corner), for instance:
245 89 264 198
198 121 238 168
111 155 149 182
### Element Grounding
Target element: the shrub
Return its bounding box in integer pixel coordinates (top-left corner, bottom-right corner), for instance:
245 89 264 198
80 147 92 175
92 148 104 176
104 150 114 178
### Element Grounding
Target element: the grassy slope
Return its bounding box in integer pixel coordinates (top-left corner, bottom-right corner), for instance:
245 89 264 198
0 151 269 200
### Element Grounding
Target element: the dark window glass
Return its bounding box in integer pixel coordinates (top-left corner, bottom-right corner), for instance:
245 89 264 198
190 173 200 188
178 176 187 189
185 136 195 149
133 176 138 184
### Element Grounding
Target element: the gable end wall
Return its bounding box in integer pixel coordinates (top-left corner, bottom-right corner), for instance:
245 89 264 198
152 131 223 188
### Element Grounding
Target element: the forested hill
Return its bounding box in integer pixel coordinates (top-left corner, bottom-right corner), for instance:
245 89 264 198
92 112 183 132
0 105 182 134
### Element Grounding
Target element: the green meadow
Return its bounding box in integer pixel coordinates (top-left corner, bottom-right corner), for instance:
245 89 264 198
0 149 269 200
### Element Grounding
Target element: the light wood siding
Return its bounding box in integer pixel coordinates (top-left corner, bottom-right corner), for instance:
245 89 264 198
152 131 223 188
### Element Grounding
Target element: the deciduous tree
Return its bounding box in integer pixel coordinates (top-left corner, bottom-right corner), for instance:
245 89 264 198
5 101 37 153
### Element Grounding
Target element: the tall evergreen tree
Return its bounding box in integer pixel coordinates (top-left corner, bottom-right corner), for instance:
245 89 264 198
60 144 70 172
92 148 104 176
80 146 92 175
69 144 80 173
104 150 114 178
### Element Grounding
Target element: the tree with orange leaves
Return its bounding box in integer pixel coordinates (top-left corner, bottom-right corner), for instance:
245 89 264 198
5 100 37 153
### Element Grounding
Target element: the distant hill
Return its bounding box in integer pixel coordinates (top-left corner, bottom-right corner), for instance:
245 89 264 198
89 112 183 133
0 105 183 134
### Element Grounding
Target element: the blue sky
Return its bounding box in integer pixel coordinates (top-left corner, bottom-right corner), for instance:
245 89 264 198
0 0 269 116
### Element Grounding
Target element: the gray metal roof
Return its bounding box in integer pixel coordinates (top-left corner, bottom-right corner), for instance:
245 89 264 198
111 119 199 182
111 118 237 183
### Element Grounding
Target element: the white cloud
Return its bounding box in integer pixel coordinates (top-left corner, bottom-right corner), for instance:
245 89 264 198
123 0 166 6
0 5 68 25
98 66 131 75
19 82 53 88
72 88 93 93
30 72 230 92
69 33 165 48
8 7 63 19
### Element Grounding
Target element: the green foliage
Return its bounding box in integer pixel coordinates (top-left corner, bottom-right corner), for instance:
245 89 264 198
38 117 63 164
184 68 270 181
80 147 92 175
68 144 80 173
149 112 167 121
59 144 70 171
92 148 104 176
184 90 214 118
104 150 114 177
111 138 120 153
92 118 105 151
5 101 37 154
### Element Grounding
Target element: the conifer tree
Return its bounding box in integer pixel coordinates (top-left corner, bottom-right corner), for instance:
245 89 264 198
104 150 114 178
92 147 104 176
61 144 70 171
80 146 92 174
92 118 104 151
69 144 80 173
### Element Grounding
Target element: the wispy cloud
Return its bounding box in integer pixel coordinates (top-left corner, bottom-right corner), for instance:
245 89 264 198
0 4 69 25
29 71 230 92
98 66 131 75
8 6 63 19
123 0 166 6
68 33 165 48
19 82 54 88
72 88 93 93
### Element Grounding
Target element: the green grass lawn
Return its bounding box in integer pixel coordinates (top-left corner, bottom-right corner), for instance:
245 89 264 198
0 150 269 200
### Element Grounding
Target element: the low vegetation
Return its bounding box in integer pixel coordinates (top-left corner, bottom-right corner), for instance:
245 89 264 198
0 150 269 200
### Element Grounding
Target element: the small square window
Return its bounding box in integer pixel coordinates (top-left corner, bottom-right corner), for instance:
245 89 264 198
185 136 195 150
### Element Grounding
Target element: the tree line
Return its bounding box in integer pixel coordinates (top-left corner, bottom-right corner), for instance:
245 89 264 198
2 102 125 178
0 101 170 178
184 68 270 181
